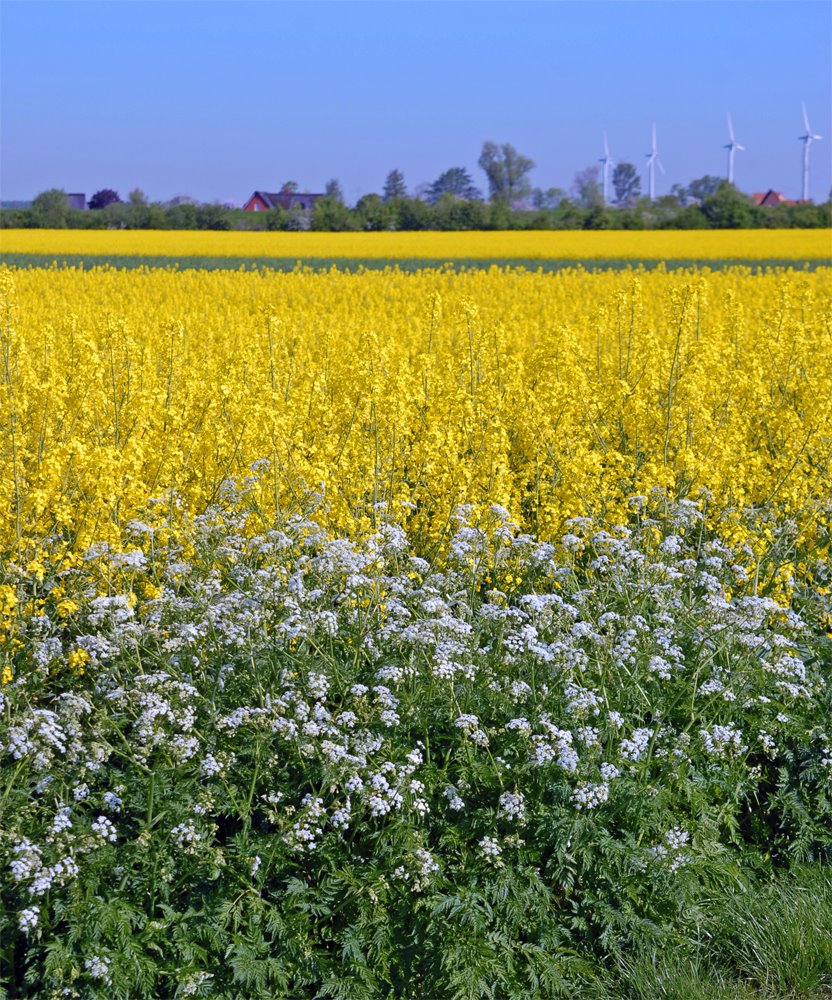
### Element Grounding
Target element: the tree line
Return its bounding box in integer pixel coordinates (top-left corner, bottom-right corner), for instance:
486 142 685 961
3 142 830 231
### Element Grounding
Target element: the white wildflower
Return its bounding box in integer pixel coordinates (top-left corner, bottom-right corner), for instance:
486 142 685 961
498 791 526 824
18 906 40 933
91 816 117 842
85 955 112 985
478 836 503 865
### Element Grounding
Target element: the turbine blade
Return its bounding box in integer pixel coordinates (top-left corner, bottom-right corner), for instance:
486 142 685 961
802 101 811 133
657 157 666 174
736 144 745 151
728 113 735 142
604 131 610 158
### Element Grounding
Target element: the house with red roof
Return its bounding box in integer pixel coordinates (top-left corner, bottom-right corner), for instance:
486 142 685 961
243 190 325 212
750 190 805 207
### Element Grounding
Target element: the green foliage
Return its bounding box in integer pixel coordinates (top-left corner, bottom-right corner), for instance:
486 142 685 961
428 168 482 204
312 197 358 232
355 194 391 231
700 184 754 229
432 193 489 230
687 175 726 204
383 170 407 203
573 167 604 209
166 201 199 229
263 205 289 231
711 864 832 995
4 183 831 232
479 142 535 203
31 189 71 228
2 486 831 995
612 163 641 207
325 179 344 202
88 189 121 211
195 204 232 231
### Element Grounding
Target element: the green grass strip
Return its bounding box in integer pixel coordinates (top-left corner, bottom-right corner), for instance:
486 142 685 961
1 253 829 272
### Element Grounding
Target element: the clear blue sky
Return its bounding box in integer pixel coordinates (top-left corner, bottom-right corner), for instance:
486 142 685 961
1 0 830 205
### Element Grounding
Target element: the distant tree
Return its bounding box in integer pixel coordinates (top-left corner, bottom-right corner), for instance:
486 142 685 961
669 183 688 207
128 188 148 206
583 204 615 229
428 167 481 204
280 181 299 194
127 199 166 229
391 196 432 230
285 204 311 231
612 163 641 206
669 204 710 228
263 206 289 231
168 194 198 207
324 179 344 202
31 188 70 228
196 204 232 230
549 199 586 230
432 193 489 229
572 167 603 209
686 175 724 204
100 201 132 228
166 202 198 228
312 196 355 231
88 189 121 210
355 193 391 231
531 187 566 210
478 142 535 202
383 170 407 202
700 183 753 228
487 198 514 230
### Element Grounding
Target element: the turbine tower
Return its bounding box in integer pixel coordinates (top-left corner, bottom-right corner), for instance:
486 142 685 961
799 102 822 201
724 113 745 185
645 123 665 200
599 132 614 205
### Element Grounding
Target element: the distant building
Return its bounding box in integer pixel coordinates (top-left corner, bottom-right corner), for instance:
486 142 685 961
66 193 86 210
751 190 805 207
243 190 324 212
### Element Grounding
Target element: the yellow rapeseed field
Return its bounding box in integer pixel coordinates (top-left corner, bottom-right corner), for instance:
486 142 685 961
2 228 831 260
2 262 831 575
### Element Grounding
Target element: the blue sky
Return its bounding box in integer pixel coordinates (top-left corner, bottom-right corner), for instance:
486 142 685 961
1 0 830 205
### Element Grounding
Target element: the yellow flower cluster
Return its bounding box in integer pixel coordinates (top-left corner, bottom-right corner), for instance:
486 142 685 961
2 228 830 260
1 262 830 560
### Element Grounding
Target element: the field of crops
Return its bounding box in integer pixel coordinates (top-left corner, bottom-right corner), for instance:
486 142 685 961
2 226 831 262
2 238 832 997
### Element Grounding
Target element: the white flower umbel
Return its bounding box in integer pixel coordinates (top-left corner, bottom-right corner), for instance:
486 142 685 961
498 791 526 824
18 906 40 933
91 815 117 842
478 836 504 866
85 955 112 985
571 781 611 810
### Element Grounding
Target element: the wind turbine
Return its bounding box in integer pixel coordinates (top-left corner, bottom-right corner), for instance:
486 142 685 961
599 132 614 205
724 113 745 185
645 123 665 200
798 102 822 201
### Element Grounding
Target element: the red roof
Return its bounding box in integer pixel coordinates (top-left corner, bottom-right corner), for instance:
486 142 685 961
243 190 325 211
751 190 799 207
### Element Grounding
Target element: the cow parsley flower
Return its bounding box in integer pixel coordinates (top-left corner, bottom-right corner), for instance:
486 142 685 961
18 906 40 933
498 791 526 824
478 836 503 865
91 816 117 842
85 955 112 985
